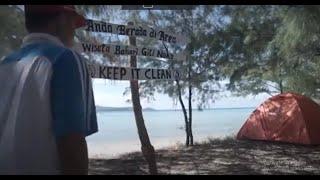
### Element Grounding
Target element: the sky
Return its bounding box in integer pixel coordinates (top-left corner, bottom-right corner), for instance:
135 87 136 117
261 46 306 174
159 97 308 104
92 79 271 110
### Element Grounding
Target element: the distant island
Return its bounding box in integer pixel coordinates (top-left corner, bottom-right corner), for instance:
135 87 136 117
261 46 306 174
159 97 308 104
96 105 157 112
95 106 255 112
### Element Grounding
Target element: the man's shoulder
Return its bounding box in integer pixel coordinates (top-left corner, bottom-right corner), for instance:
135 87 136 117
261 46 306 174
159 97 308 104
32 42 74 64
1 42 73 65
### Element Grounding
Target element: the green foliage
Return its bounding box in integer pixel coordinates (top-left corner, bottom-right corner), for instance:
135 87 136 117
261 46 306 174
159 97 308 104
268 6 320 99
219 5 320 100
0 5 27 60
219 5 282 97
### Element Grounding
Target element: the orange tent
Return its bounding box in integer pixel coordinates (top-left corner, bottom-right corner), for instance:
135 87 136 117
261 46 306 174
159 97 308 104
237 92 320 145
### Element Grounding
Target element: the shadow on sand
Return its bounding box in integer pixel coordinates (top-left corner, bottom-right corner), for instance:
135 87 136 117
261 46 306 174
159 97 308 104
89 137 320 175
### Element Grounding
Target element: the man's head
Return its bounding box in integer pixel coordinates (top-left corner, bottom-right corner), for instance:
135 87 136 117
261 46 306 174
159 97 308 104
24 5 86 47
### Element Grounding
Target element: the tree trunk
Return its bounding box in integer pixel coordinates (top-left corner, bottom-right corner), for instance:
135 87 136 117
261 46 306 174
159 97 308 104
188 86 193 146
278 60 284 94
128 22 158 175
176 80 190 146
279 79 283 94
188 56 194 146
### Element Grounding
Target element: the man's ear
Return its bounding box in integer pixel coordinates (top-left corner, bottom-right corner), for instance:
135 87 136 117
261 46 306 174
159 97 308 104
55 14 66 29
46 15 62 36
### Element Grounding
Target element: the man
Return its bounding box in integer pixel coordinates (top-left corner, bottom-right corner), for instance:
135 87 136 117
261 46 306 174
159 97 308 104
0 5 98 175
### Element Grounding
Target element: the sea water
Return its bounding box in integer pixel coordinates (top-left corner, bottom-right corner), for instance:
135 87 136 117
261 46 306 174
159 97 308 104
87 108 254 158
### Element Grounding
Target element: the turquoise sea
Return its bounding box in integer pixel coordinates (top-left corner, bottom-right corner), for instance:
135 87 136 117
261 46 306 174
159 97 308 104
87 108 254 158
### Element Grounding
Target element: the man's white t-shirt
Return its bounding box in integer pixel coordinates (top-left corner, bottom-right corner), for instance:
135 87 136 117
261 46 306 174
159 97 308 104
0 33 98 174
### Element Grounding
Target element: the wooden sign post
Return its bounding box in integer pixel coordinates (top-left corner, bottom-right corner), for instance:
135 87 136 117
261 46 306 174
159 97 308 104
75 42 186 61
87 64 181 80
128 21 158 174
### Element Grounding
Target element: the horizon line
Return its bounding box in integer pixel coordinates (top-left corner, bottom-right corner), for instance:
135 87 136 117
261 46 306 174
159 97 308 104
96 105 256 111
